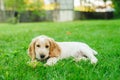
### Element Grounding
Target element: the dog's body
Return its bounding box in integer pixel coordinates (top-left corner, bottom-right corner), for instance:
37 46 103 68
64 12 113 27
28 35 98 66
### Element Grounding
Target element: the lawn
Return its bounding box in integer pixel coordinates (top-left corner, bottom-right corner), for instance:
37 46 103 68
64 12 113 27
0 20 120 80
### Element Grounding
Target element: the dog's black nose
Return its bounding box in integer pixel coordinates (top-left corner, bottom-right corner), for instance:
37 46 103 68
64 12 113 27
40 54 45 58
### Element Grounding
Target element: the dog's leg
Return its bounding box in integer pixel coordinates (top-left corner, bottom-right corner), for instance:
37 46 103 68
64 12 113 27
84 52 98 64
45 57 58 66
80 49 98 64
74 57 87 62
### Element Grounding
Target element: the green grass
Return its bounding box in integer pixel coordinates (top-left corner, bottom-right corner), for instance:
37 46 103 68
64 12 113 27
0 20 120 80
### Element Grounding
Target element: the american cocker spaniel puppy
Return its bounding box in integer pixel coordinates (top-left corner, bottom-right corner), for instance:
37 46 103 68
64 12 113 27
28 35 98 66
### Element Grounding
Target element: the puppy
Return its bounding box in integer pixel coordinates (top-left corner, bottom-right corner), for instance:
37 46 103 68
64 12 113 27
28 35 98 66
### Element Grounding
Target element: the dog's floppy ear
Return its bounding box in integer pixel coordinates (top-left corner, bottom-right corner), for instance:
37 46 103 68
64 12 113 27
28 38 37 61
48 38 61 57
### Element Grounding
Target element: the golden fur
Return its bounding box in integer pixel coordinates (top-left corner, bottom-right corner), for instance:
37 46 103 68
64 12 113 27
28 36 61 61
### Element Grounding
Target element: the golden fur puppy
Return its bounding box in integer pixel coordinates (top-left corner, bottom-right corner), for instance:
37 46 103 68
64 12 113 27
28 35 98 66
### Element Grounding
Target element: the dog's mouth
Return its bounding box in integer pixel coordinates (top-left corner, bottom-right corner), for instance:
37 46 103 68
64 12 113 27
36 56 50 62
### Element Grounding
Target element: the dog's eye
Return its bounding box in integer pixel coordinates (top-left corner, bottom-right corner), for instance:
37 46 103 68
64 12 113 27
36 45 40 47
45 45 49 48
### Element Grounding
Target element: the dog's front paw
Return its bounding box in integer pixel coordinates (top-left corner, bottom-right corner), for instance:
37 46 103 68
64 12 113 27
44 62 55 66
44 57 58 66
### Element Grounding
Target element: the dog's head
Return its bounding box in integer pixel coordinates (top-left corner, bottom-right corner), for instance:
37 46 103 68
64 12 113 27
28 35 61 61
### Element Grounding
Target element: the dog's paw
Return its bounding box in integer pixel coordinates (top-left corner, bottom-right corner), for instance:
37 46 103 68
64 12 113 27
44 62 54 66
44 57 58 66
